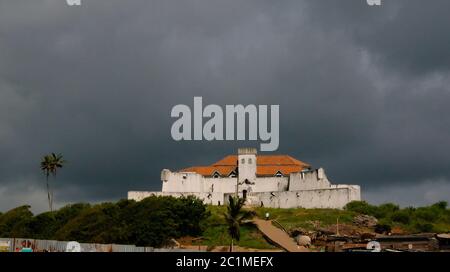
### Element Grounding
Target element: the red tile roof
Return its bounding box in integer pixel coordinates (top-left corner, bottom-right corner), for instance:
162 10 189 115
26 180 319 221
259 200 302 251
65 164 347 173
180 155 311 177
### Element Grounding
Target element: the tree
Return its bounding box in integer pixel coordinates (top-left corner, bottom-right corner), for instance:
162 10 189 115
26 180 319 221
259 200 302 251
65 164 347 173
0 205 34 238
223 195 254 252
40 153 66 211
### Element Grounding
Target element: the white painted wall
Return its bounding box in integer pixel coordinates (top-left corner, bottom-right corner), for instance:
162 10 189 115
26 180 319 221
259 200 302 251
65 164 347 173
288 168 332 191
252 177 289 192
128 159 362 209
238 148 257 185
128 191 225 205
242 186 361 209
161 170 292 194
162 170 239 193
129 184 361 210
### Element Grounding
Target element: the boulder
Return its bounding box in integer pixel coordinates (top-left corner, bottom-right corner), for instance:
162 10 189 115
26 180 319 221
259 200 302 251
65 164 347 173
296 235 312 247
353 214 378 228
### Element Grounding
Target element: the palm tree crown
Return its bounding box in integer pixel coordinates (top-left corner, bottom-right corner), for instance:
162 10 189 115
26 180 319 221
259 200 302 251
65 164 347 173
224 195 255 251
40 153 66 211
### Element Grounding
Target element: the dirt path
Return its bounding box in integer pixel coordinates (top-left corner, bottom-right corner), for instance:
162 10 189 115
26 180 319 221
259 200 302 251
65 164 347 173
253 218 309 252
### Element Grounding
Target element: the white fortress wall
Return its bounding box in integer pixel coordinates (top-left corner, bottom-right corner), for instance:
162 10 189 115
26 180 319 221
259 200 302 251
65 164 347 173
243 186 360 209
162 169 241 193
347 185 361 202
129 184 361 209
288 168 332 191
160 170 290 194
161 170 204 193
202 178 238 193
128 191 225 205
130 149 361 209
251 177 289 192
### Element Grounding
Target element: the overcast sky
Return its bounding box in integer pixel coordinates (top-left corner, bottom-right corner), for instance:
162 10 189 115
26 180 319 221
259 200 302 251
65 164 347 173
1 0 450 213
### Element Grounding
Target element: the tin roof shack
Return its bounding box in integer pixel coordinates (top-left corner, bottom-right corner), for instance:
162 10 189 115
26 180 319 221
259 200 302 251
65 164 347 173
320 235 365 252
375 234 439 252
436 234 450 251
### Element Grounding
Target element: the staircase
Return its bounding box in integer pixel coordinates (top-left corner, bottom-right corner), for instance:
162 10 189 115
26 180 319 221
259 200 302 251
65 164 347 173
253 218 309 252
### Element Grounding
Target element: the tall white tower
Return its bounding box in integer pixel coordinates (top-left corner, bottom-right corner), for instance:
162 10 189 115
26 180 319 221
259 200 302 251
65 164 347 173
237 148 257 197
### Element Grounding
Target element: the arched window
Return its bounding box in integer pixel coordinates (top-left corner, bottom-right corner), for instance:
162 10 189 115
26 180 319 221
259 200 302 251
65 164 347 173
241 158 245 164
248 158 252 164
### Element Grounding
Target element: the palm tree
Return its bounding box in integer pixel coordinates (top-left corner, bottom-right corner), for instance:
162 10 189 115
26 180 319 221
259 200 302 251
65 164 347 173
40 153 66 211
224 195 255 252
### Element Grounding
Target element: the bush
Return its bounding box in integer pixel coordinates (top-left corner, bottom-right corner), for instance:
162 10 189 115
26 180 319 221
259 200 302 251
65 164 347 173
415 208 439 222
0 196 209 247
0 205 34 237
431 201 447 210
344 201 377 216
391 210 411 225
414 222 434 233
345 201 450 233
376 203 400 218
374 223 392 234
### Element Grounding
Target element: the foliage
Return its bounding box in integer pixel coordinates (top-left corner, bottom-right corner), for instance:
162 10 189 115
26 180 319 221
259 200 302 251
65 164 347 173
223 196 255 243
2 198 449 250
0 196 208 247
345 201 450 233
40 153 66 211
196 205 276 249
0 205 34 238
255 207 356 231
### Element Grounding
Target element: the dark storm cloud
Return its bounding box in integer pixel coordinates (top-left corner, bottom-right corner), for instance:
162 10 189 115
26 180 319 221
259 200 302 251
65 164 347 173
1 0 450 212
305 0 450 74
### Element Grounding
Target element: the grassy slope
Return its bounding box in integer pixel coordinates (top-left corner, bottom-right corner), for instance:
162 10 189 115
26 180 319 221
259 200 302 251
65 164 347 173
197 206 276 249
197 206 357 249
255 207 357 231
196 204 450 249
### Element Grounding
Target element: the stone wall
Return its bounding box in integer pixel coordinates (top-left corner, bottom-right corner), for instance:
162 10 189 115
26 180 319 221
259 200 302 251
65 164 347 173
239 186 361 209
128 191 225 205
129 184 361 209
129 165 361 209
288 168 332 191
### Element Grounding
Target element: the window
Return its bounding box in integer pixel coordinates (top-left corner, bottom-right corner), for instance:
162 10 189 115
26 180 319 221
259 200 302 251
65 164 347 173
241 158 245 164
229 171 237 178
275 171 283 177
212 171 220 178
248 158 252 164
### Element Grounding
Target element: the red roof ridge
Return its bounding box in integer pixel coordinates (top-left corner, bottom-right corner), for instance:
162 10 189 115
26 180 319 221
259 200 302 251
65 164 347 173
177 154 311 177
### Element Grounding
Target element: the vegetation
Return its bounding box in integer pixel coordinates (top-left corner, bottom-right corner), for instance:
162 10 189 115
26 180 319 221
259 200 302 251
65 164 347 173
223 196 255 251
345 201 450 233
254 207 356 231
1 198 449 250
196 205 276 250
40 153 66 211
0 196 209 247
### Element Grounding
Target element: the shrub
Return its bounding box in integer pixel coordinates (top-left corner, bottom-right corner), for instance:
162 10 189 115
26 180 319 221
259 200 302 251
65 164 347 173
376 203 399 218
0 196 209 248
344 201 377 216
391 210 411 225
415 208 439 222
431 201 447 210
0 205 34 237
374 223 392 234
414 222 434 233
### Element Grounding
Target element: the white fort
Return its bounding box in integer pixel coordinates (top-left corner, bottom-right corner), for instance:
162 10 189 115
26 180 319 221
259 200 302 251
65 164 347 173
128 148 361 209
